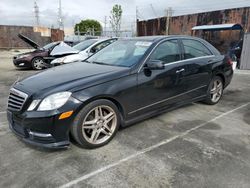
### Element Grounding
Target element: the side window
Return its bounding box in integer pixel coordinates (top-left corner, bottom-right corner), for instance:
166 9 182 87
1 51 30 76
150 40 180 64
90 40 112 53
182 39 211 59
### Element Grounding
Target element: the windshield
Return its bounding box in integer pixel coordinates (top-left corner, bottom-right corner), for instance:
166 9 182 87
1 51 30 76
73 39 98 51
43 42 59 50
87 40 152 67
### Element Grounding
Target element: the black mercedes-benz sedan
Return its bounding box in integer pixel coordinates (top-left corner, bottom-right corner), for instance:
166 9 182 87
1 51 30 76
7 36 233 149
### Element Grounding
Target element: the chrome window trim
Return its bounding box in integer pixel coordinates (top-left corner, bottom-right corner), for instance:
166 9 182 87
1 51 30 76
137 38 215 73
181 38 213 57
163 55 215 67
138 38 178 73
128 85 207 115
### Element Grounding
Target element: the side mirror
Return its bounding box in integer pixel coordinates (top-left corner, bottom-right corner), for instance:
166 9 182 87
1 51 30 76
146 60 165 70
87 50 94 57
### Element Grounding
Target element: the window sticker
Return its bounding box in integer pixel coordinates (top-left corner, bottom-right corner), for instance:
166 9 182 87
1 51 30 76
135 41 152 47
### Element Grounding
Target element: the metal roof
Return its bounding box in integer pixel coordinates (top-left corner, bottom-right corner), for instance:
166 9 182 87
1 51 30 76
121 35 204 42
192 24 243 31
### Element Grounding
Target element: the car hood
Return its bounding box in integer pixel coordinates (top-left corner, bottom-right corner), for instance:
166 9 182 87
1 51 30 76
18 34 40 49
14 62 130 98
50 42 79 56
51 53 88 64
14 49 42 58
14 51 33 58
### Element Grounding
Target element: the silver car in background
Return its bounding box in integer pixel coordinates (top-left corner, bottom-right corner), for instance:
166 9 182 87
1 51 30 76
51 38 117 65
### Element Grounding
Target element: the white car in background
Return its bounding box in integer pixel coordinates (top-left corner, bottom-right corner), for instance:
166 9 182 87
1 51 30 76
51 38 117 65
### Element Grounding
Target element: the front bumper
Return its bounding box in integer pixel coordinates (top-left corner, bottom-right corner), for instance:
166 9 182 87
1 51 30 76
13 58 32 68
7 111 71 148
7 99 82 149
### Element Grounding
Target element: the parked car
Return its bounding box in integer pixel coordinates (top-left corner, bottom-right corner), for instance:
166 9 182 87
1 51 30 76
7 36 233 149
228 39 243 69
51 38 117 66
13 34 78 70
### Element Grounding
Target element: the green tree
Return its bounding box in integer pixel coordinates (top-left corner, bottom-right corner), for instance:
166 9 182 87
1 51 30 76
110 4 122 37
74 19 102 36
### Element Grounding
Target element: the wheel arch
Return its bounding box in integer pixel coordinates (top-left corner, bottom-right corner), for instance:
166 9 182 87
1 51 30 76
214 72 225 88
32 56 44 61
76 95 126 125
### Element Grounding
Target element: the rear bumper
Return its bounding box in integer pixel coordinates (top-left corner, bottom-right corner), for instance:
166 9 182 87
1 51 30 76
224 68 233 88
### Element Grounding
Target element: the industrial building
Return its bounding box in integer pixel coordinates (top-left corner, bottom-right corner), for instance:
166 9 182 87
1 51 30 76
0 25 64 49
137 7 250 53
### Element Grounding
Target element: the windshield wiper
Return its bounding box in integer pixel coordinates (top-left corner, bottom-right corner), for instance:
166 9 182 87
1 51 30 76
82 60 90 63
91 61 109 66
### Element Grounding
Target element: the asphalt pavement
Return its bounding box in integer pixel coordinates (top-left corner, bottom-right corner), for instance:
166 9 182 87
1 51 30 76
0 50 250 188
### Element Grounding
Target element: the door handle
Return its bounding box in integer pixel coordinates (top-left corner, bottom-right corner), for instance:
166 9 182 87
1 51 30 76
176 68 185 73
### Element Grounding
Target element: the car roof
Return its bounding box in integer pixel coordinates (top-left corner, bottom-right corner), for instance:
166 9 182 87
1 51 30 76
118 35 220 55
120 35 206 43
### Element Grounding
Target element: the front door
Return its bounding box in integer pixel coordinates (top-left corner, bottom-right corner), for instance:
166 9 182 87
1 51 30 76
132 39 187 116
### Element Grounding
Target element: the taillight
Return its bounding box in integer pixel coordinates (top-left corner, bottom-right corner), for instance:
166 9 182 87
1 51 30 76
227 58 233 66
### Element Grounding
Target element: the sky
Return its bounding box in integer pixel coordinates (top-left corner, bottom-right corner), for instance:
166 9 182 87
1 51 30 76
0 0 136 30
0 0 250 31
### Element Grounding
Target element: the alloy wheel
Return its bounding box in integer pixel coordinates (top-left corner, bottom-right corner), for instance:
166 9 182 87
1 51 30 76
82 105 117 145
210 79 223 103
33 59 44 70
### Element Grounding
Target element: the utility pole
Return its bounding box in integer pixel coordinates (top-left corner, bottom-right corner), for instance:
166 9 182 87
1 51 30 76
77 25 80 41
104 16 107 36
131 22 135 37
165 7 173 35
136 6 139 36
34 1 40 26
58 0 64 30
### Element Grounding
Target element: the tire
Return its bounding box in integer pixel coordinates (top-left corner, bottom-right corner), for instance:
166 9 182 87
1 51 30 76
31 57 45 70
71 99 121 149
204 76 224 105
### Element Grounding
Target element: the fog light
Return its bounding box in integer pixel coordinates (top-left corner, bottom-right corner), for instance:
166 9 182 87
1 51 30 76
28 131 52 138
59 110 73 120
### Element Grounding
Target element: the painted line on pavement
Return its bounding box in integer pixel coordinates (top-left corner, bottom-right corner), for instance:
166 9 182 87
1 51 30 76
0 111 6 114
59 102 250 188
0 122 8 130
234 71 250 75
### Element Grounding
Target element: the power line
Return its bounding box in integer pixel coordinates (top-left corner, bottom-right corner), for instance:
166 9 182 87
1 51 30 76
137 0 250 9
150 4 158 18
136 1 250 20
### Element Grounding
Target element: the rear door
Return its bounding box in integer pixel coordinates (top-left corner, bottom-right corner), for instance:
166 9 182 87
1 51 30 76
179 39 213 99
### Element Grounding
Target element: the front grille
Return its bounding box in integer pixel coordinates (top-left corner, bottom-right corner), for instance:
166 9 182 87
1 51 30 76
8 88 28 111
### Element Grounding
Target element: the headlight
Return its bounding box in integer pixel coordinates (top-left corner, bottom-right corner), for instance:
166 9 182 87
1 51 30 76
51 57 65 64
36 92 72 111
18 54 30 59
27 100 41 111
